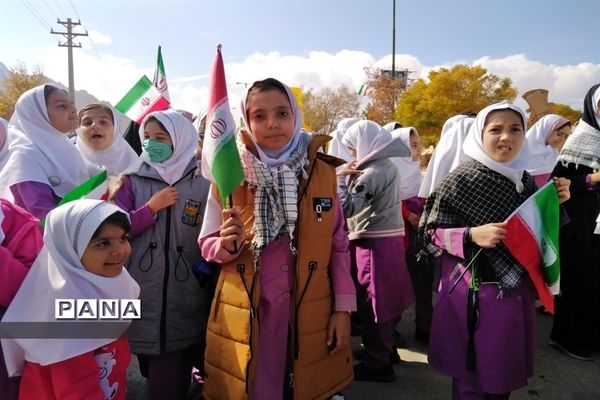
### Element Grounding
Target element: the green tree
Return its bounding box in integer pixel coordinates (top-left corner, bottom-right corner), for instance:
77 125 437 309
0 63 48 120
395 65 517 146
302 85 361 134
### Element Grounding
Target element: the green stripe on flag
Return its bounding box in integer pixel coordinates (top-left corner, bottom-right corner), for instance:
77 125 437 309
57 170 108 206
533 184 560 286
211 135 244 207
115 76 153 114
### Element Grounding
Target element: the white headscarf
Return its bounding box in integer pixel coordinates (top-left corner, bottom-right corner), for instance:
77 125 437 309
327 118 360 162
592 85 600 129
419 116 475 198
239 80 304 167
391 127 423 200
440 114 469 137
524 114 569 176
0 118 8 171
76 105 138 177
382 121 401 132
462 102 530 193
139 109 197 185
342 120 396 168
0 85 89 200
1 200 139 376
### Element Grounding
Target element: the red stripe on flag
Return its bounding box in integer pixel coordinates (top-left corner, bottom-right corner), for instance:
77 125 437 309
207 47 228 116
503 214 554 313
134 96 170 124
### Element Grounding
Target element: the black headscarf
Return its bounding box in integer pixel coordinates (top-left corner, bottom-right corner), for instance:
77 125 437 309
581 83 600 131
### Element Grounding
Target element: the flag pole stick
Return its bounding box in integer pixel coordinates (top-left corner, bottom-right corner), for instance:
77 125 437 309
229 194 238 253
448 248 483 294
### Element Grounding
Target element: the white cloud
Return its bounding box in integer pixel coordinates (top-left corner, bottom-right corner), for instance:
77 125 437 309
81 30 112 49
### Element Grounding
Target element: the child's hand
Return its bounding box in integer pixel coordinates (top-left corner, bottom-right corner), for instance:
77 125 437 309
337 161 362 177
220 207 245 253
326 311 351 356
470 222 507 248
552 177 571 204
407 212 420 229
147 187 179 214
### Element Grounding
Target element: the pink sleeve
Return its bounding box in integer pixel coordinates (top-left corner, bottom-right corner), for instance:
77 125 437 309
431 227 468 259
330 197 356 312
113 177 156 237
199 232 243 264
48 352 105 400
10 181 60 221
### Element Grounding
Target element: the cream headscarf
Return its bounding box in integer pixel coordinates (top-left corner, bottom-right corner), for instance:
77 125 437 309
524 114 569 176
327 118 361 163
76 105 138 177
1 200 139 376
0 84 89 200
138 109 197 184
462 102 530 193
391 127 423 200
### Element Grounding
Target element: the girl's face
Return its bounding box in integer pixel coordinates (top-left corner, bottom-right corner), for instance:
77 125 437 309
80 223 131 278
47 90 78 134
409 132 423 161
79 108 114 150
143 120 172 145
547 125 571 151
482 109 525 163
246 89 295 151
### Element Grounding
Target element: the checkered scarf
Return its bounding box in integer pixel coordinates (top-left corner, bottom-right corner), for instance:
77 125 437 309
239 132 310 269
417 160 537 288
557 120 600 170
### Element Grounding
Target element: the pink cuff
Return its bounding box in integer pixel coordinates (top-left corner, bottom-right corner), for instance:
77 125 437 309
334 294 357 312
431 227 468 259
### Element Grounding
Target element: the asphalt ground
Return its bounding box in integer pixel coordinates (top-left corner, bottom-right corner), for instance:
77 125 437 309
126 305 600 399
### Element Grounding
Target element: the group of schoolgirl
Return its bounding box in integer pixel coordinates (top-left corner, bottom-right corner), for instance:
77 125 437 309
0 78 596 400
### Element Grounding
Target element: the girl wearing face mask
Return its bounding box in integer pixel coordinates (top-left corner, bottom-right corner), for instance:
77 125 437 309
76 103 138 177
549 83 600 362
524 114 572 188
418 103 570 399
0 85 89 220
111 110 212 399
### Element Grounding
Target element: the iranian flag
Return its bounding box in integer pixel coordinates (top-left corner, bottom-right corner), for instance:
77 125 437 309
153 45 170 102
357 84 369 96
200 45 244 207
503 181 560 314
115 75 170 124
41 170 109 226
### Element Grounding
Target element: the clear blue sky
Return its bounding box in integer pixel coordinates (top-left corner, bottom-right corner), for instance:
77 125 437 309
0 0 598 113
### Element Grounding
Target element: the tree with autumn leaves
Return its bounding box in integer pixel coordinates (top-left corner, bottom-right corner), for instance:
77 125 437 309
0 63 48 120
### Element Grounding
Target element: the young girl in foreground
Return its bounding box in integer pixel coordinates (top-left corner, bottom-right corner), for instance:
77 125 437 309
1 199 139 399
418 103 570 399
199 78 356 400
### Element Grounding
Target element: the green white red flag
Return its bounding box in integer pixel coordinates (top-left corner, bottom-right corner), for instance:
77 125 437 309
200 45 244 207
153 45 170 102
115 75 170 124
503 181 561 314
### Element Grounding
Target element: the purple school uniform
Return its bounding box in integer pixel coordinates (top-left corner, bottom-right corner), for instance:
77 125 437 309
427 228 536 396
200 198 355 400
10 181 60 221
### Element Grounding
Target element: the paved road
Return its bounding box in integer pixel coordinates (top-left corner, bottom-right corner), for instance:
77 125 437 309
126 307 600 399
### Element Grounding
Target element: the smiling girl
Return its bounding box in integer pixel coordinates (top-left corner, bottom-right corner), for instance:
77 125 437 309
418 103 570 399
76 103 138 177
1 200 139 400
0 85 89 220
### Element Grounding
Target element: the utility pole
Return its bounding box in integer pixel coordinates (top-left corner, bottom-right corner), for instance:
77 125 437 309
392 0 396 79
51 18 88 101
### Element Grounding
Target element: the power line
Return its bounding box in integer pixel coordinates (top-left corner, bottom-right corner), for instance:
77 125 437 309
51 18 88 100
40 0 60 19
68 0 82 21
53 0 66 16
19 0 52 31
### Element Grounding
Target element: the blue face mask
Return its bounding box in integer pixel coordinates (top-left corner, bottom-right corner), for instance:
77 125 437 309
143 139 173 163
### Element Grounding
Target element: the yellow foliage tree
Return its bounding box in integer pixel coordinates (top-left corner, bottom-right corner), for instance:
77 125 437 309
0 63 48 120
550 103 581 125
302 85 361 134
396 65 517 146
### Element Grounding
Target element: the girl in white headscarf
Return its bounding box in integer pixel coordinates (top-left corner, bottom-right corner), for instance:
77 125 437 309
199 78 356 400
111 109 213 399
524 114 571 187
418 102 570 399
0 84 89 220
76 103 138 177
1 200 139 399
327 117 360 163
0 118 9 171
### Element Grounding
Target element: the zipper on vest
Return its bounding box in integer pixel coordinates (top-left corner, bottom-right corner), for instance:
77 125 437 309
294 261 317 359
159 204 172 354
237 263 258 394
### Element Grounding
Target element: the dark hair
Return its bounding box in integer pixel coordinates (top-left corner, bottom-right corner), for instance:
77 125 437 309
144 116 169 133
43 85 67 104
78 103 114 124
461 111 477 118
91 211 131 240
247 78 288 99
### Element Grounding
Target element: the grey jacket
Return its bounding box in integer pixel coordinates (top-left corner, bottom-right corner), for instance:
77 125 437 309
340 139 407 240
125 159 212 355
